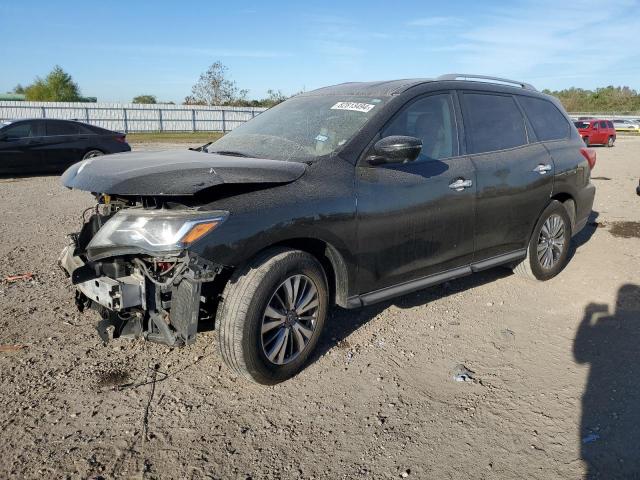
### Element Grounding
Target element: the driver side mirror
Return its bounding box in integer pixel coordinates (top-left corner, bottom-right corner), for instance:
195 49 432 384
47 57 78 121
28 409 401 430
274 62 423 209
367 135 422 165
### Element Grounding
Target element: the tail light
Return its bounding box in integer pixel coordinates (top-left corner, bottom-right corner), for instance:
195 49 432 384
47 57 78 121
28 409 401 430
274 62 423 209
580 147 596 170
114 135 127 144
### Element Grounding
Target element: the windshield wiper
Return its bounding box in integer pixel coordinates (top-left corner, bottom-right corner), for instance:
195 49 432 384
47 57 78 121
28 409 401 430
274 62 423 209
189 142 213 152
208 150 250 157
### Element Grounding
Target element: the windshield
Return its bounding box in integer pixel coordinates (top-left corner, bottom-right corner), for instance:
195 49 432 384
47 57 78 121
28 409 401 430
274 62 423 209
574 121 590 129
207 95 388 161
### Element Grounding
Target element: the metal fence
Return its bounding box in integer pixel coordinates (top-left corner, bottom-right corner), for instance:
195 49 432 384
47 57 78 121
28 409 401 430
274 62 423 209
569 112 640 120
0 101 267 133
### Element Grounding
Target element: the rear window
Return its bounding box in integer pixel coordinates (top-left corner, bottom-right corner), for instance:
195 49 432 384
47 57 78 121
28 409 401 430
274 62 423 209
518 96 569 141
462 93 528 154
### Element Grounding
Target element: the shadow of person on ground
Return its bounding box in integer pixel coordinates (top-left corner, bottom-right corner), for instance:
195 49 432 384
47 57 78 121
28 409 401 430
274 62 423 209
574 283 640 479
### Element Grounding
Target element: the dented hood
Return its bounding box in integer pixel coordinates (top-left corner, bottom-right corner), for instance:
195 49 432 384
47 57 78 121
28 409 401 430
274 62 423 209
61 149 307 196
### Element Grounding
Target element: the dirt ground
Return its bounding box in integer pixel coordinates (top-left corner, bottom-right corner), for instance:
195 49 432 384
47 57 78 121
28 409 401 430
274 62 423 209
0 138 639 479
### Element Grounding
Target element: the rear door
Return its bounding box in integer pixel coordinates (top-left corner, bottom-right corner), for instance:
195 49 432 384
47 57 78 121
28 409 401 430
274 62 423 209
599 121 609 143
355 92 476 294
41 120 86 171
459 91 554 260
0 121 43 174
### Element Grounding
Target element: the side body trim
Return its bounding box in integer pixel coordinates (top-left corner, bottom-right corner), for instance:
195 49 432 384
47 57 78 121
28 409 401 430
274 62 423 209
346 249 527 308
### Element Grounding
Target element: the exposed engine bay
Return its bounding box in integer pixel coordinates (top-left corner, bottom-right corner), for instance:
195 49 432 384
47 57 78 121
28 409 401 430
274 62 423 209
59 194 225 346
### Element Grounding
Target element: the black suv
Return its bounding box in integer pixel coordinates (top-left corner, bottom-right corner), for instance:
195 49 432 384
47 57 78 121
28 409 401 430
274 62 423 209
59 74 596 384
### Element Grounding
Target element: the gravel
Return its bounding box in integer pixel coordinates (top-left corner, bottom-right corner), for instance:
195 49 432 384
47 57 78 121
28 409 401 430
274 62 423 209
0 138 639 478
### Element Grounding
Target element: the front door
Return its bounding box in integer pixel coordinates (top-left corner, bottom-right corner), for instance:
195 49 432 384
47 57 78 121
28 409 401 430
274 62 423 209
0 121 43 174
355 92 476 295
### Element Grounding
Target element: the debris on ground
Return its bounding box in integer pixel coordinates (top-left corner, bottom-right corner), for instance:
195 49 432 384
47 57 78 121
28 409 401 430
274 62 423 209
452 364 475 383
3 273 34 283
582 433 600 444
500 328 516 339
0 344 27 352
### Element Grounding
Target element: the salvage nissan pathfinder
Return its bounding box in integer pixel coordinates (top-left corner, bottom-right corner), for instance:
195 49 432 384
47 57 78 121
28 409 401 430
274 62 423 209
60 74 596 384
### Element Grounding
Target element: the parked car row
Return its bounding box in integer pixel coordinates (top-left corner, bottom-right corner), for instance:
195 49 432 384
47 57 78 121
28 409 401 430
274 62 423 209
0 119 130 175
612 119 640 132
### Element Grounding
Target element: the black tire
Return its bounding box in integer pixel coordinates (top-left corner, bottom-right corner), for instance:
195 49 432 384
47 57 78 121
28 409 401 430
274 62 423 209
583 137 590 147
513 200 572 281
217 248 328 384
82 149 104 160
606 136 615 148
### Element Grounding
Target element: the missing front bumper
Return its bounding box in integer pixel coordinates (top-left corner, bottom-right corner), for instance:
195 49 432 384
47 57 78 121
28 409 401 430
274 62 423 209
59 245 216 347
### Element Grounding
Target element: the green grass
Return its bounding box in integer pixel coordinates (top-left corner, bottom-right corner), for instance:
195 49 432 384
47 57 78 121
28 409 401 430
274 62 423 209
126 132 224 143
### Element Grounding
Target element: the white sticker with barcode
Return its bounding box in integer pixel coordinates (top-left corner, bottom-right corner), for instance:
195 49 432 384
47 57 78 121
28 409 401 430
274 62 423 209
330 102 376 113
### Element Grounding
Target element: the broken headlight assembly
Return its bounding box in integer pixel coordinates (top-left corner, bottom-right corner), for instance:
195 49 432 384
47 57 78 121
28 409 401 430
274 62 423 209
86 209 228 260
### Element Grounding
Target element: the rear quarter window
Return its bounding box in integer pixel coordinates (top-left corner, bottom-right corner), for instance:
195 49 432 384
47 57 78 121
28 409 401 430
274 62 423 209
518 96 570 141
607 121 614 128
462 93 528 154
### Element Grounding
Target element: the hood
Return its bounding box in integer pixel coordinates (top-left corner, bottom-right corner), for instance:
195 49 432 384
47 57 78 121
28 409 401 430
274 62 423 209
61 149 307 196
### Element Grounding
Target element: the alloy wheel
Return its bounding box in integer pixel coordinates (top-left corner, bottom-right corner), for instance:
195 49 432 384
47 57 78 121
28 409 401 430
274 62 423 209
261 274 319 365
537 214 565 269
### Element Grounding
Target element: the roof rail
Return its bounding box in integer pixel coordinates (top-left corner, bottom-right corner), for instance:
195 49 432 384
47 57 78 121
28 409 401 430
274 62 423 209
437 74 537 91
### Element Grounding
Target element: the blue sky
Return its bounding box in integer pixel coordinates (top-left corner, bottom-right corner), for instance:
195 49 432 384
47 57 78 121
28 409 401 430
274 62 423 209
1 0 639 103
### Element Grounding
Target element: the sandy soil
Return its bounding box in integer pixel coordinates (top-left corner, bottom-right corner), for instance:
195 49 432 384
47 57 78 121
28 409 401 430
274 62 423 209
0 138 638 479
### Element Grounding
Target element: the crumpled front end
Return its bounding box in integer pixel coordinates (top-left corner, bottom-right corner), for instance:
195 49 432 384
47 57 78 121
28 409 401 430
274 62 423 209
59 195 225 346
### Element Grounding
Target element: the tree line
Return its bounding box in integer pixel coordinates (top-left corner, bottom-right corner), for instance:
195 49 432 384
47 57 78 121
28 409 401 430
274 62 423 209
7 64 640 112
542 86 640 113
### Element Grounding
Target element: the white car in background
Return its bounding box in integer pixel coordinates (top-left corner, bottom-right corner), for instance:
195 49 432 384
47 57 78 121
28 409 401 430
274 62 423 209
612 119 640 132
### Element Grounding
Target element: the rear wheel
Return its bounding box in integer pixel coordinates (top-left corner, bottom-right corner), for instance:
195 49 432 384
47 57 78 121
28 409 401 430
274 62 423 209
513 200 572 281
217 248 328 384
82 149 104 160
607 136 615 148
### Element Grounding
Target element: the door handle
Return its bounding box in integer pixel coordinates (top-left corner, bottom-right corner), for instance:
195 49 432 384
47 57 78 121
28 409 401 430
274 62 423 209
449 179 473 191
533 164 552 174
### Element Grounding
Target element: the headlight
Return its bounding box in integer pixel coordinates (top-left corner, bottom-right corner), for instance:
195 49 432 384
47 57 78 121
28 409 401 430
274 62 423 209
86 209 228 260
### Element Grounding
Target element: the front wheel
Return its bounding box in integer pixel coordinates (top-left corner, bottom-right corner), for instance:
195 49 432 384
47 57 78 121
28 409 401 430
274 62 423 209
583 137 590 147
217 248 328 384
513 200 572 281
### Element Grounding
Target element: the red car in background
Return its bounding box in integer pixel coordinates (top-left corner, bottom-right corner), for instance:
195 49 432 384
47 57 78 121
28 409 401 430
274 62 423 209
573 119 616 147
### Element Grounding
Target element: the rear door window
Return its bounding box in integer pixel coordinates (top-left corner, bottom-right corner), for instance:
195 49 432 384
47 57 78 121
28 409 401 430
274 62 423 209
599 121 608 129
518 96 569 141
462 93 528 154
46 121 79 136
381 93 458 161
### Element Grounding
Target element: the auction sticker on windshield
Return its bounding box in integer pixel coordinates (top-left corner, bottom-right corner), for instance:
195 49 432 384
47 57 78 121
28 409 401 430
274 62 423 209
330 102 376 113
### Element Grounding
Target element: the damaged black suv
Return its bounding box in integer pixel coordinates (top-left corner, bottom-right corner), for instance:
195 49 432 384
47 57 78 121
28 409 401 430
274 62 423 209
60 74 596 384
